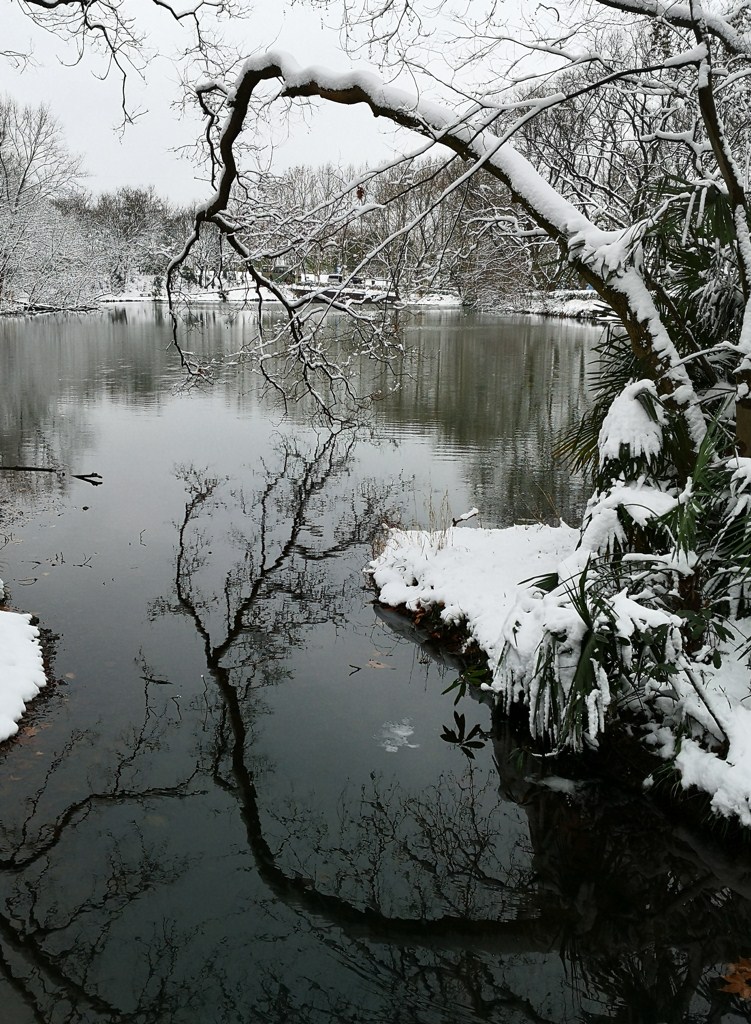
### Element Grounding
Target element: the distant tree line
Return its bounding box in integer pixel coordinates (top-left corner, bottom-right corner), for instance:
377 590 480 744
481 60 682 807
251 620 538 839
0 92 574 312
176 157 559 307
0 94 214 309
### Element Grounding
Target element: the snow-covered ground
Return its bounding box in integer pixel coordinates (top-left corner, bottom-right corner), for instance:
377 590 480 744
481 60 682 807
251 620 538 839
408 292 463 308
101 284 596 315
0 581 47 742
98 277 598 316
368 523 751 829
101 285 464 308
371 523 579 670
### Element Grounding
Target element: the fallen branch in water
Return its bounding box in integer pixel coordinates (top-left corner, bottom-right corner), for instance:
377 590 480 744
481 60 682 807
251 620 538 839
0 466 103 486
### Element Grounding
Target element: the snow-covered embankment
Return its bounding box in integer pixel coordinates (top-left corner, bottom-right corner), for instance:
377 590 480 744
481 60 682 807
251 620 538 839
368 524 751 829
0 577 47 741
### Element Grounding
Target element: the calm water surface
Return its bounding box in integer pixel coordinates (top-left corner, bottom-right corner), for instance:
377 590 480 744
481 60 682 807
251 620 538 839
0 306 749 1023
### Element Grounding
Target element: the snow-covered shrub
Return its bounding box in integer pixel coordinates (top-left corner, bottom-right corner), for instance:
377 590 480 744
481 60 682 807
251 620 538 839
496 368 751 754
494 557 686 752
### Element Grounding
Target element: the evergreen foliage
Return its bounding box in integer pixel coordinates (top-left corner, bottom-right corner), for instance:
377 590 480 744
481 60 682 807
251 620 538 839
501 176 751 754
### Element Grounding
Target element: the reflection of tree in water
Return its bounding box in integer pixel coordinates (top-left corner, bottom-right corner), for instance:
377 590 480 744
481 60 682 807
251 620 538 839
1 428 751 1021
0 309 171 511
0 310 593 524
374 316 595 526
493 723 751 1023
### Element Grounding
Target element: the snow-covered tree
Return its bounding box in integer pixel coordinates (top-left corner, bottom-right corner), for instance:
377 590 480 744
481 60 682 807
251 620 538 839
0 96 89 307
165 0 751 762
86 186 173 292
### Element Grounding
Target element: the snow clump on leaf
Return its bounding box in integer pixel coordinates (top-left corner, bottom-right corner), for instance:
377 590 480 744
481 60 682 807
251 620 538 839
598 379 666 465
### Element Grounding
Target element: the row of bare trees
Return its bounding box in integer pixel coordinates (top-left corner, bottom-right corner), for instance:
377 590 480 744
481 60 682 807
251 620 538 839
0 96 217 308
236 157 547 305
0 93 550 311
0 97 86 308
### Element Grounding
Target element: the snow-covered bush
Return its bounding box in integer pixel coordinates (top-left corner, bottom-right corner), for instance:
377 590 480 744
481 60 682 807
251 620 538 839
494 356 751 754
494 559 688 752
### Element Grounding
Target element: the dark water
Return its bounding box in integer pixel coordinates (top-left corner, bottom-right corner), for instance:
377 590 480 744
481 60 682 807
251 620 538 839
0 305 749 1023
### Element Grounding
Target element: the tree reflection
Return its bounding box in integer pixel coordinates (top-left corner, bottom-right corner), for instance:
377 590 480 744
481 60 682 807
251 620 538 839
1 427 751 1021
156 428 751 1021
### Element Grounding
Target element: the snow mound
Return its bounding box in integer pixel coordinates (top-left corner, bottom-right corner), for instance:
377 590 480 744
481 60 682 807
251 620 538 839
368 522 579 668
0 607 47 741
598 380 665 463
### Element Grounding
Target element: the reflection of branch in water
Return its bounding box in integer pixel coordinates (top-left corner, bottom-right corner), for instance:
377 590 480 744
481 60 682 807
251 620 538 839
0 632 208 1017
0 770 199 1021
161 426 751 1019
166 431 575 954
266 765 533 920
0 426 487 1021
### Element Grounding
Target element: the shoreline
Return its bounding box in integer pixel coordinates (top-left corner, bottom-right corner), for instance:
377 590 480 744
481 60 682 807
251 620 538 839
367 522 751 836
1 288 605 320
378 594 748 841
0 602 48 743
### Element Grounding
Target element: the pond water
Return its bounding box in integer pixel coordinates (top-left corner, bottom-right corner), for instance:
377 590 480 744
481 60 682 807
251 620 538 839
0 305 750 1023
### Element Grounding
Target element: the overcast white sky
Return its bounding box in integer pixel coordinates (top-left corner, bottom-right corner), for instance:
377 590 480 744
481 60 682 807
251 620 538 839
3 0 399 205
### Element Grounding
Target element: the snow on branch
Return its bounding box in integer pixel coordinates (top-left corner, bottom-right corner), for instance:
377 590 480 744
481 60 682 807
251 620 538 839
594 0 751 58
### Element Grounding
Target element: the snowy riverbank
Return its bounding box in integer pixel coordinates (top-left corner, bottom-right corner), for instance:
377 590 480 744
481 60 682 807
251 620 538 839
0 584 47 742
2 281 601 319
98 282 463 308
500 289 604 320
368 523 751 829
99 283 596 317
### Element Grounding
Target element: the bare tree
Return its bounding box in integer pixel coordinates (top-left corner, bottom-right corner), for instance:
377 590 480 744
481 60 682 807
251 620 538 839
0 97 81 210
0 96 90 307
86 185 172 292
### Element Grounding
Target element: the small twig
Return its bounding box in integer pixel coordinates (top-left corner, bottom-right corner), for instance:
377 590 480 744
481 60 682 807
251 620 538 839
71 473 103 486
140 673 173 686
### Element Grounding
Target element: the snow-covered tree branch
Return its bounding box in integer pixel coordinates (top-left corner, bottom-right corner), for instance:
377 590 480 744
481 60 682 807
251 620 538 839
174 47 709 443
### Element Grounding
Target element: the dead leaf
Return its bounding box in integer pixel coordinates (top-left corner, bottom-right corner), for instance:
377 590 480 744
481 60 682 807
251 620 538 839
721 958 751 1000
